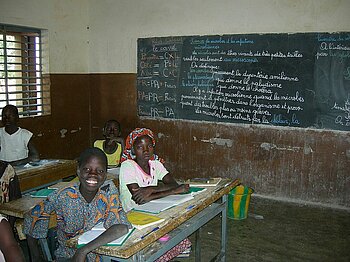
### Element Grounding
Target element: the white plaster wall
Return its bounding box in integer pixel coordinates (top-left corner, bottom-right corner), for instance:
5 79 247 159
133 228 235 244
88 0 350 73
0 0 89 73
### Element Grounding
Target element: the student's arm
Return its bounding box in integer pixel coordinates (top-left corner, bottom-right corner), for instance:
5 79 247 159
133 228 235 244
72 224 128 262
27 138 39 162
111 137 125 160
24 193 55 261
0 218 25 262
129 174 189 204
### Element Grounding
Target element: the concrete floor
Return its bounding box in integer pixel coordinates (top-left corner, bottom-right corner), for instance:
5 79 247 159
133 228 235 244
183 196 350 262
20 196 350 261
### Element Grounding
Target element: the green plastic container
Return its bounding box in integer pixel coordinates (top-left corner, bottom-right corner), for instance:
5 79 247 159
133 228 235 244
228 185 254 220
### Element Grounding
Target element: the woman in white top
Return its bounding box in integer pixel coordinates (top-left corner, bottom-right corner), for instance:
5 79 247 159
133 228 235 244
0 214 25 262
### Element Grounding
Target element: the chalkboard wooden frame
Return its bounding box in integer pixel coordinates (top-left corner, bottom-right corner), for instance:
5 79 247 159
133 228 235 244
137 32 350 131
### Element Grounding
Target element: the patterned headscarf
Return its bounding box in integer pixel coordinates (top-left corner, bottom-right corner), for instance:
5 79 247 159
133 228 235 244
121 128 164 163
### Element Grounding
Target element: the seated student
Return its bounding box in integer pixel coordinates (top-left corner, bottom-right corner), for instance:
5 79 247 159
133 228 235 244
0 160 21 204
0 214 25 262
94 120 124 167
24 147 131 262
119 128 191 262
0 160 22 229
0 104 39 166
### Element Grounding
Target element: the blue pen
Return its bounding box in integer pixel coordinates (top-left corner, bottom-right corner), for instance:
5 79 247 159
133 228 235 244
141 226 159 239
186 204 195 211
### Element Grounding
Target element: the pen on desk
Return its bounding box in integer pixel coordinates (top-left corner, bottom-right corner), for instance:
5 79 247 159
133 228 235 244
141 226 159 239
186 204 195 211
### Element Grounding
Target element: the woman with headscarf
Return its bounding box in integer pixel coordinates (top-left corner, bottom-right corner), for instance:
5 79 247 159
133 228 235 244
119 128 191 262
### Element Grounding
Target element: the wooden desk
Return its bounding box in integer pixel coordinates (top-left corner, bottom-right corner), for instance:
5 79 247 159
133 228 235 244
14 159 77 193
0 195 43 218
67 178 240 261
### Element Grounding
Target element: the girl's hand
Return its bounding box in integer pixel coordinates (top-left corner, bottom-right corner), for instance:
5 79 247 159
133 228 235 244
132 187 154 204
173 184 190 194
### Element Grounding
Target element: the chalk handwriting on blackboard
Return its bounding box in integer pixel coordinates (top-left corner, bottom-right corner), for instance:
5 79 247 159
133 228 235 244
137 33 350 131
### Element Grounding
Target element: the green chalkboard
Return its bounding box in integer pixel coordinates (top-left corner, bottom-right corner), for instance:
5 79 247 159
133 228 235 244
137 32 350 131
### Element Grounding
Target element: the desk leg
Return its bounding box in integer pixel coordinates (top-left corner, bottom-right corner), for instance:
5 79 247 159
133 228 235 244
195 227 202 262
39 239 53 261
220 194 228 262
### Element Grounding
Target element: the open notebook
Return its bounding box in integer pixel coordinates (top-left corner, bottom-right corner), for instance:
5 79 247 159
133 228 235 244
78 223 134 246
30 188 56 198
134 194 194 214
127 211 165 230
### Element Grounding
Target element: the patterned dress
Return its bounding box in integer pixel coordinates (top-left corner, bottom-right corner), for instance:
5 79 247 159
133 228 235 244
24 181 131 261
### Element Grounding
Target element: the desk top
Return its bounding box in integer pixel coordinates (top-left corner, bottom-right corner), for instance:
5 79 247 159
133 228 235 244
14 159 78 192
0 195 43 218
66 178 240 259
14 159 77 177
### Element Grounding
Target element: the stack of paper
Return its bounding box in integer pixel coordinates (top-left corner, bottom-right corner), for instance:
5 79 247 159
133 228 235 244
78 223 134 246
127 211 165 230
134 194 194 214
185 177 222 187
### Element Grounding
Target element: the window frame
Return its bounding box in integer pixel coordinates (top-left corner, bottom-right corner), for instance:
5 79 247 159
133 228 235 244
0 24 51 118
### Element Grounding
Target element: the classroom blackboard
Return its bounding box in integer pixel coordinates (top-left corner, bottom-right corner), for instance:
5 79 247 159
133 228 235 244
137 32 350 131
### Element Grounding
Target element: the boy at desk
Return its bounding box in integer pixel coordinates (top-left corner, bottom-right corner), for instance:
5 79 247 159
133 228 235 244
119 128 191 262
0 104 39 166
24 147 131 262
94 119 124 167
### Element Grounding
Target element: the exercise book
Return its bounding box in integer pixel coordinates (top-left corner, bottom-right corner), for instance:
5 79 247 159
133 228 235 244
134 194 194 214
30 188 56 198
181 186 207 195
78 223 134 246
127 211 165 230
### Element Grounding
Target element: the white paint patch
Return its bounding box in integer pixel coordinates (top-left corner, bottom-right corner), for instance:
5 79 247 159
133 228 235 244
260 142 301 152
303 145 313 155
260 142 274 150
193 136 197 141
37 133 43 137
71 127 82 133
201 138 233 147
346 149 350 159
157 132 165 138
60 129 67 138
